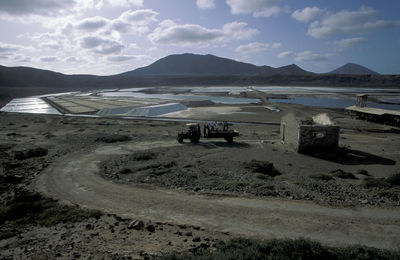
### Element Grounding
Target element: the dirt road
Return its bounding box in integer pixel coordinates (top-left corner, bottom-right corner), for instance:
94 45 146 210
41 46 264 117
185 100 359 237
35 140 400 250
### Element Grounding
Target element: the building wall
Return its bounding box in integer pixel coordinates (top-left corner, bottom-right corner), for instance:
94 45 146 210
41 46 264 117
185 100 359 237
298 125 339 153
281 113 340 153
281 114 300 151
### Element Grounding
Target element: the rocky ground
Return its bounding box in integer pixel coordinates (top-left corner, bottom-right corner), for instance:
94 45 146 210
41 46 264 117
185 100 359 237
0 106 400 258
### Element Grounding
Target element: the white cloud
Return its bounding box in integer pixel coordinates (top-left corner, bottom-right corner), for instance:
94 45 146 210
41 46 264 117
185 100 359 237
295 51 328 62
80 36 125 54
292 6 323 23
226 0 282 17
38 41 61 50
333 37 366 51
308 6 400 38
222 22 259 40
235 42 280 54
111 9 159 34
105 0 143 8
149 20 258 46
278 50 294 59
40 56 58 62
0 42 21 53
76 16 109 31
196 0 215 9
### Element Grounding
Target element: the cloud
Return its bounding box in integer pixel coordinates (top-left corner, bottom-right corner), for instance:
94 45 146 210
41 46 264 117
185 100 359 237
308 6 400 38
333 37 366 50
278 50 294 59
38 41 60 49
292 6 323 23
225 0 282 17
80 36 124 54
149 23 223 45
111 9 159 34
40 56 58 62
76 16 109 31
0 0 75 16
104 0 143 8
0 42 21 53
65 57 78 62
222 22 259 40
295 51 328 62
149 20 258 46
196 0 215 9
235 42 280 54
107 54 152 62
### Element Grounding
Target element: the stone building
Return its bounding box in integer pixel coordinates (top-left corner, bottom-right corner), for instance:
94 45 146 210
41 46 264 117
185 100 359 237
280 113 340 153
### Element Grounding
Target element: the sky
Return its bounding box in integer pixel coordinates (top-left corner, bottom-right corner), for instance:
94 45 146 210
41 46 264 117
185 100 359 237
0 0 399 75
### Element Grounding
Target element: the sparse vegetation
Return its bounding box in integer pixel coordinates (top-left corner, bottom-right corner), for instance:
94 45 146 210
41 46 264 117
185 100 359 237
362 178 391 188
0 191 102 228
134 151 157 161
159 238 400 260
95 134 131 143
329 169 357 179
310 174 334 181
386 173 400 186
14 147 48 160
244 160 282 177
356 169 370 176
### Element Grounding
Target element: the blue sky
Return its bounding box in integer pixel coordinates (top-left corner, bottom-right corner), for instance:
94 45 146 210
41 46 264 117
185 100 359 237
0 0 399 75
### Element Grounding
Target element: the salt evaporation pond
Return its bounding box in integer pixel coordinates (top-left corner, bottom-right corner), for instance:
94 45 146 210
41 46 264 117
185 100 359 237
270 96 400 110
99 91 260 104
0 97 60 114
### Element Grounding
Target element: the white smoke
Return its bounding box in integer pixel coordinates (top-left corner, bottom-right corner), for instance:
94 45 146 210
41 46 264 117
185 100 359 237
312 113 334 126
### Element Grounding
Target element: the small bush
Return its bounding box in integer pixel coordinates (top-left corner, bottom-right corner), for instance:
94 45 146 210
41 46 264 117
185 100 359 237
95 135 131 143
329 169 357 179
0 191 102 227
386 173 400 186
134 151 157 161
244 160 282 177
310 174 334 181
356 169 370 176
14 147 48 160
362 178 391 188
158 237 400 260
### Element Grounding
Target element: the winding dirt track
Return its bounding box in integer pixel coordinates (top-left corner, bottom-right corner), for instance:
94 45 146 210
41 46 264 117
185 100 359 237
35 141 400 250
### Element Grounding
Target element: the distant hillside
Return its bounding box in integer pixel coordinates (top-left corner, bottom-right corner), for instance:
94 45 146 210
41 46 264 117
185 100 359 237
122 53 274 76
2 54 400 105
273 64 313 75
328 63 379 75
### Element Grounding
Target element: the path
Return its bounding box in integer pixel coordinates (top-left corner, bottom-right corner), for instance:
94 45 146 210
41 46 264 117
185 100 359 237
35 140 400 250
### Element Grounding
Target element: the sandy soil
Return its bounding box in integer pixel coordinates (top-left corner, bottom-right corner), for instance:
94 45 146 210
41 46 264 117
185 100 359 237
1 99 400 258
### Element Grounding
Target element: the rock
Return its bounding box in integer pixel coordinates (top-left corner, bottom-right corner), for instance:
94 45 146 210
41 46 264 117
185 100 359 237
146 224 155 233
184 231 192 237
14 147 48 160
192 237 201 242
361 199 369 204
128 220 144 230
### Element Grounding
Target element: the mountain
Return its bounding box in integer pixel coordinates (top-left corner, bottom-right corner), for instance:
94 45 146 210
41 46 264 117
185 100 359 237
121 53 275 76
328 63 379 75
274 64 313 75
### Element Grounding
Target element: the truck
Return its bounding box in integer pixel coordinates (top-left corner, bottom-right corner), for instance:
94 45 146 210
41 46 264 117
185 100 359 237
177 121 239 143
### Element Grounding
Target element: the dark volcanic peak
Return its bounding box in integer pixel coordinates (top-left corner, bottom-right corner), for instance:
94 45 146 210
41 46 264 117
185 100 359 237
124 53 272 76
328 63 379 75
274 64 313 75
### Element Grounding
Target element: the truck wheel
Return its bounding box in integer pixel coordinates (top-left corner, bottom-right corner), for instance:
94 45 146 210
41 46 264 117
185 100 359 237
224 136 233 143
190 136 200 143
177 137 183 143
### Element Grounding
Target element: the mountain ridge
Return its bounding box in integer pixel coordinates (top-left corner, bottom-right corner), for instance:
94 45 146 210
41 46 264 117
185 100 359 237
328 63 379 75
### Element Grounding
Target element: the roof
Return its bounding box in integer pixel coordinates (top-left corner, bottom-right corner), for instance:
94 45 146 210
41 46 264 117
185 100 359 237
346 106 400 116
